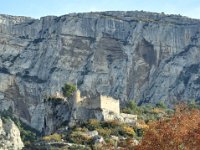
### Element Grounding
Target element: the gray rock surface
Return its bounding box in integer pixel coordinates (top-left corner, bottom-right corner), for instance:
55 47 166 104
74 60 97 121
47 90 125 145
0 11 200 133
0 117 24 150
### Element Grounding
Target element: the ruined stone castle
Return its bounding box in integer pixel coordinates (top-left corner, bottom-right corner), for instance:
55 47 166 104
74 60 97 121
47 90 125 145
70 90 137 125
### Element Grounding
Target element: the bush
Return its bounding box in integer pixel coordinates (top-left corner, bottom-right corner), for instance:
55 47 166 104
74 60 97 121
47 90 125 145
42 133 62 142
69 131 92 145
68 145 91 150
110 126 121 136
62 83 76 98
156 101 167 109
118 138 138 149
85 119 100 130
140 104 153 114
97 128 112 137
119 125 135 137
128 101 141 114
134 106 200 150
102 120 121 128
46 96 64 105
136 120 149 130
121 101 154 116
188 100 200 110
74 127 88 132
121 108 132 114
151 108 165 114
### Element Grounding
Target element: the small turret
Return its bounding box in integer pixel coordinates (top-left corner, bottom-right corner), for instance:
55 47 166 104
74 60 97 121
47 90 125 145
73 89 81 107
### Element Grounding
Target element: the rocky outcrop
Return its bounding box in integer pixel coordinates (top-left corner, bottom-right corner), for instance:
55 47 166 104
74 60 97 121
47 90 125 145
0 117 24 150
1 11 200 133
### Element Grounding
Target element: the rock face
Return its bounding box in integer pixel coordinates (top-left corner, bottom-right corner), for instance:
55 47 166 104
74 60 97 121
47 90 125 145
1 11 200 133
0 117 24 150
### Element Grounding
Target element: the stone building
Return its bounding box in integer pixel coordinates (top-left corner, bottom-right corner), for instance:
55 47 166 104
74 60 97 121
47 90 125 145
70 90 137 125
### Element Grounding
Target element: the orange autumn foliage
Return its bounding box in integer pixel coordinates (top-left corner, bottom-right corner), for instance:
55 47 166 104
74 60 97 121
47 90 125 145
136 120 149 130
134 105 200 150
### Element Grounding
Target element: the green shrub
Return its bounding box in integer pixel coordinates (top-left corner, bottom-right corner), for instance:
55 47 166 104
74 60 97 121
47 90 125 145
69 131 92 145
128 101 141 114
136 128 144 137
20 129 37 144
62 83 76 98
102 120 121 128
85 119 100 130
121 101 142 115
119 125 135 137
188 100 200 110
129 101 138 110
156 101 167 109
140 104 153 114
46 96 64 105
97 128 112 137
68 145 91 150
42 133 62 142
110 126 121 136
76 127 87 131
165 109 175 116
121 108 132 114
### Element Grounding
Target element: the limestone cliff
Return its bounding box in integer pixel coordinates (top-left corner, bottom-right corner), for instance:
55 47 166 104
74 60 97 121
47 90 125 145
0 11 200 133
0 117 24 150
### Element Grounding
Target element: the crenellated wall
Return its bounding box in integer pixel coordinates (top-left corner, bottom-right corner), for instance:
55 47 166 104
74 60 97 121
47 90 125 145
72 90 120 121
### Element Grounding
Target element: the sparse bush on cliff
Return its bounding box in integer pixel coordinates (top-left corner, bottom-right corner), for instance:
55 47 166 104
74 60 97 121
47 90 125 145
69 131 92 145
42 133 62 142
85 119 101 130
62 83 76 98
46 96 64 105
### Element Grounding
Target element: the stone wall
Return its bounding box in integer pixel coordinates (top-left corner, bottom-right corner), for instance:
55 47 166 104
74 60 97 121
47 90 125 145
71 90 137 125
72 90 120 121
72 90 101 121
100 95 120 114
74 90 100 109
74 90 120 113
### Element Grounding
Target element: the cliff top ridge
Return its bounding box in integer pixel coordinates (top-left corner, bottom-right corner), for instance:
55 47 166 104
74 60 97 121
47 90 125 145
1 10 200 26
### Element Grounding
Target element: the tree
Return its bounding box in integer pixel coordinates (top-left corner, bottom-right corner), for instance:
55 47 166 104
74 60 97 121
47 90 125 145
62 83 76 98
134 105 200 150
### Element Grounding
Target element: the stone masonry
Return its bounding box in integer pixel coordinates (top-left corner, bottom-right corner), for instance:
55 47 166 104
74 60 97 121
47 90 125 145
70 90 137 125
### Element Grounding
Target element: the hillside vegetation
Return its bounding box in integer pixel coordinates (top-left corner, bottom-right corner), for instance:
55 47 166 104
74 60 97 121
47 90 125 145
22 101 200 149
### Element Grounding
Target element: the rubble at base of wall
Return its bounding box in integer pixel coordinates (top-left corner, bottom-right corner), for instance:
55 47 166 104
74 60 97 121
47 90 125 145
100 109 137 126
70 108 137 126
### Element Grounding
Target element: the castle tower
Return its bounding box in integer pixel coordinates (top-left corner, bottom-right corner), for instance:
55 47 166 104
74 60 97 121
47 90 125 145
73 89 81 107
69 89 81 126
